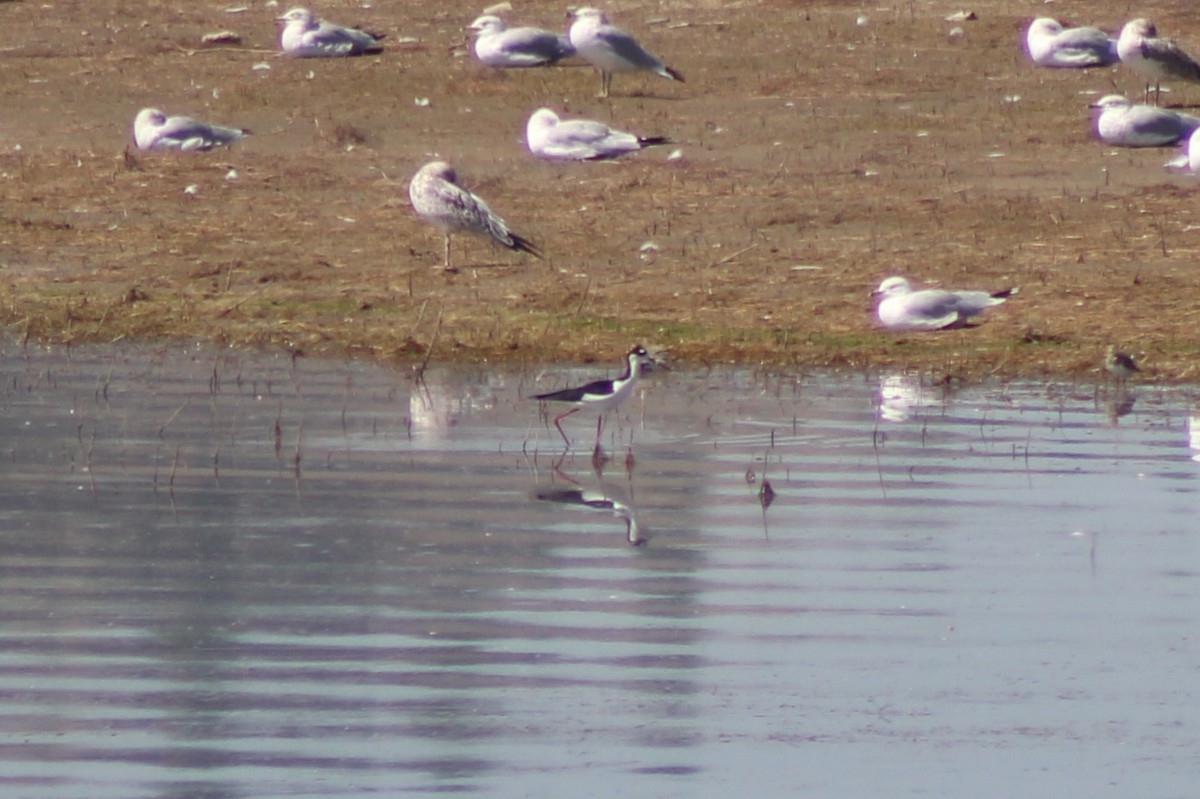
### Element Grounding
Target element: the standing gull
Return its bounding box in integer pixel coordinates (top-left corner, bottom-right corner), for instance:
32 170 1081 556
872 276 1013 331
530 345 655 450
408 161 541 272
277 7 384 58
132 108 248 151
1089 94 1200 147
467 14 574 68
568 7 683 98
525 107 669 160
1025 18 1119 68
1117 18 1200 105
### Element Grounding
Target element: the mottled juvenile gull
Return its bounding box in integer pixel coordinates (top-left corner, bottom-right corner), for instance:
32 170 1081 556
132 108 248 151
467 14 574 68
1025 17 1118 68
1089 94 1200 147
1117 18 1200 105
872 276 1013 332
408 161 541 272
525 107 668 160
277 7 384 58
568 7 683 98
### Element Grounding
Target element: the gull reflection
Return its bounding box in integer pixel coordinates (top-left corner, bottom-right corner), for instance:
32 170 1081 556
878 371 948 423
408 368 499 442
1188 414 1200 463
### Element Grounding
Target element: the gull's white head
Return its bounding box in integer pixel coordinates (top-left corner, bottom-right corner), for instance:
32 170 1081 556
132 107 168 149
873 276 914 299
1121 18 1157 40
1028 18 1064 38
1026 18 1065 62
527 108 560 132
414 160 458 185
135 108 167 128
525 108 560 151
277 7 316 27
468 15 505 35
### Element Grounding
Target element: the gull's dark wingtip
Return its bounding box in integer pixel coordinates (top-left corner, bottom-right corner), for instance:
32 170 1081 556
510 233 543 259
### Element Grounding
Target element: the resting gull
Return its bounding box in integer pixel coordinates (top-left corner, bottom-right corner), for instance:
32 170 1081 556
277 7 384 58
525 108 668 160
872 276 1013 331
133 108 248 151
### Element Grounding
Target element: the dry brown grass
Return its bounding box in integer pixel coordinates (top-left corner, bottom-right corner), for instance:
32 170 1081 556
4 1 1200 380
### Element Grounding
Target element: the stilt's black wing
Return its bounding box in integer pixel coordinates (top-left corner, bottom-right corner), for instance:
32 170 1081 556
531 378 616 403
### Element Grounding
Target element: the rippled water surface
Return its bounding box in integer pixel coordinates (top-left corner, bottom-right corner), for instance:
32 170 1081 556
2 341 1199 798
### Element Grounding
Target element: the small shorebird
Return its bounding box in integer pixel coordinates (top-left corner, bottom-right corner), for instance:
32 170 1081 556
132 108 248 152
1025 18 1119 69
277 7 384 58
530 345 655 450
872 276 1014 331
1105 345 1140 384
1117 18 1200 106
467 14 574 68
408 161 542 272
568 7 683 98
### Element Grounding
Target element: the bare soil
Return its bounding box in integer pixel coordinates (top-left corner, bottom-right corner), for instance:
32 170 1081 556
4 0 1200 381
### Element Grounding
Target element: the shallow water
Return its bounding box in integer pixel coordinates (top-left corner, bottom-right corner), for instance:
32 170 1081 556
2 341 1199 798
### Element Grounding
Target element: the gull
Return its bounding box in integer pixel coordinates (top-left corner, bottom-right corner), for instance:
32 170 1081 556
1117 18 1200 105
530 344 655 450
1025 17 1119 68
277 7 384 58
1089 94 1200 147
872 276 1014 331
408 161 541 272
1104 345 1140 385
525 107 669 160
1165 127 1200 171
568 7 683 98
467 14 574 68
132 108 248 151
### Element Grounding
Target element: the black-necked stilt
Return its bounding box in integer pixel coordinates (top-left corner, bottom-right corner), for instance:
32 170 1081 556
531 344 655 449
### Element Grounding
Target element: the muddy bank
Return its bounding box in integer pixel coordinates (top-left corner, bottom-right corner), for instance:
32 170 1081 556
3 1 1200 381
